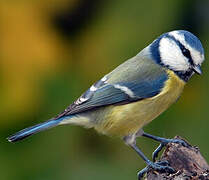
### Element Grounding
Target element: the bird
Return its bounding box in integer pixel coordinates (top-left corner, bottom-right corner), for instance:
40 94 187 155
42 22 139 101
7 30 205 179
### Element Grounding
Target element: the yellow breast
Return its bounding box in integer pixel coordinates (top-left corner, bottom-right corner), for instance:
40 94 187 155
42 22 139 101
94 70 185 137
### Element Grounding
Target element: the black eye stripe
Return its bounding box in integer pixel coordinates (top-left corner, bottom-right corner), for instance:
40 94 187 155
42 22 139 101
179 44 190 58
180 44 194 65
179 44 194 64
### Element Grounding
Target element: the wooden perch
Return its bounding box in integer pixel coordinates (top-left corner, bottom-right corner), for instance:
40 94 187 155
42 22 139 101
145 136 209 180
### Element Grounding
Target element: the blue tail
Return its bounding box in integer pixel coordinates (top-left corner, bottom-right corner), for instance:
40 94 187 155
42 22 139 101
7 117 66 143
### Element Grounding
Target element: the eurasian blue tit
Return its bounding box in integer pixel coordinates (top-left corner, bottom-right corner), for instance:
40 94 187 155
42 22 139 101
8 30 205 179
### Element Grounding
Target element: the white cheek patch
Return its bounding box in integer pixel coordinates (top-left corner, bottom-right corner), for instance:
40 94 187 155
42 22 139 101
169 31 204 65
190 49 204 65
159 38 190 71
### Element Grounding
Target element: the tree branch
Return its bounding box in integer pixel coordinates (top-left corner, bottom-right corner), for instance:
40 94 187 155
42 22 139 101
145 136 209 180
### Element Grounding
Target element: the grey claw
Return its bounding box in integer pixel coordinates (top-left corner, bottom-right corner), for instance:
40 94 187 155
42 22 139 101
137 167 148 180
137 162 175 180
152 143 164 162
152 139 189 162
171 139 189 147
156 160 169 166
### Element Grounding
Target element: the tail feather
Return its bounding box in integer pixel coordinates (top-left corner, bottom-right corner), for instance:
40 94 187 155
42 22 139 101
7 118 65 143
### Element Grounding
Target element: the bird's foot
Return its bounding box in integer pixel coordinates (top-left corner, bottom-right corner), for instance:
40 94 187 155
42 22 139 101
137 161 175 180
152 138 189 162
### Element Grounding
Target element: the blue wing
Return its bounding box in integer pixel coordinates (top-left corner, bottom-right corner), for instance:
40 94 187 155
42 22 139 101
56 67 168 117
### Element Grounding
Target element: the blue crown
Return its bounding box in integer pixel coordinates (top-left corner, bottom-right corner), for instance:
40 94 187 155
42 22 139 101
178 30 204 55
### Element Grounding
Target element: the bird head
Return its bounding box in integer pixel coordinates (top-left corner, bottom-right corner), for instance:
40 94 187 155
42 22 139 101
149 30 205 82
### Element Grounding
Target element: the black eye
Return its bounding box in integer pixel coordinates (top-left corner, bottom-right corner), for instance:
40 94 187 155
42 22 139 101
179 44 191 59
182 48 191 58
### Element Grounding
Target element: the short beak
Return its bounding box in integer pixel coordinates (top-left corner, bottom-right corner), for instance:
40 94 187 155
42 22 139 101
193 65 202 75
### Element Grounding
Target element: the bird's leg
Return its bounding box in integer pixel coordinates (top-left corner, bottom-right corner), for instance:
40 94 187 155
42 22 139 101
123 134 175 180
142 132 189 162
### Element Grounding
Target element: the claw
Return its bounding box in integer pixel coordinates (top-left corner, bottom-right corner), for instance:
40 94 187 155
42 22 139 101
153 161 175 173
152 138 189 161
137 166 148 180
156 160 169 166
152 143 164 162
171 139 189 147
137 161 175 180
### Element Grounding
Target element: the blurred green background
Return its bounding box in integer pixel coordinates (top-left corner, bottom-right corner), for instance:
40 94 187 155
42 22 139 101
1 0 209 179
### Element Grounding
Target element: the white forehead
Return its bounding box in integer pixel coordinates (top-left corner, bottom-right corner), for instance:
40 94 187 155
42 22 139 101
169 31 204 65
159 37 190 71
